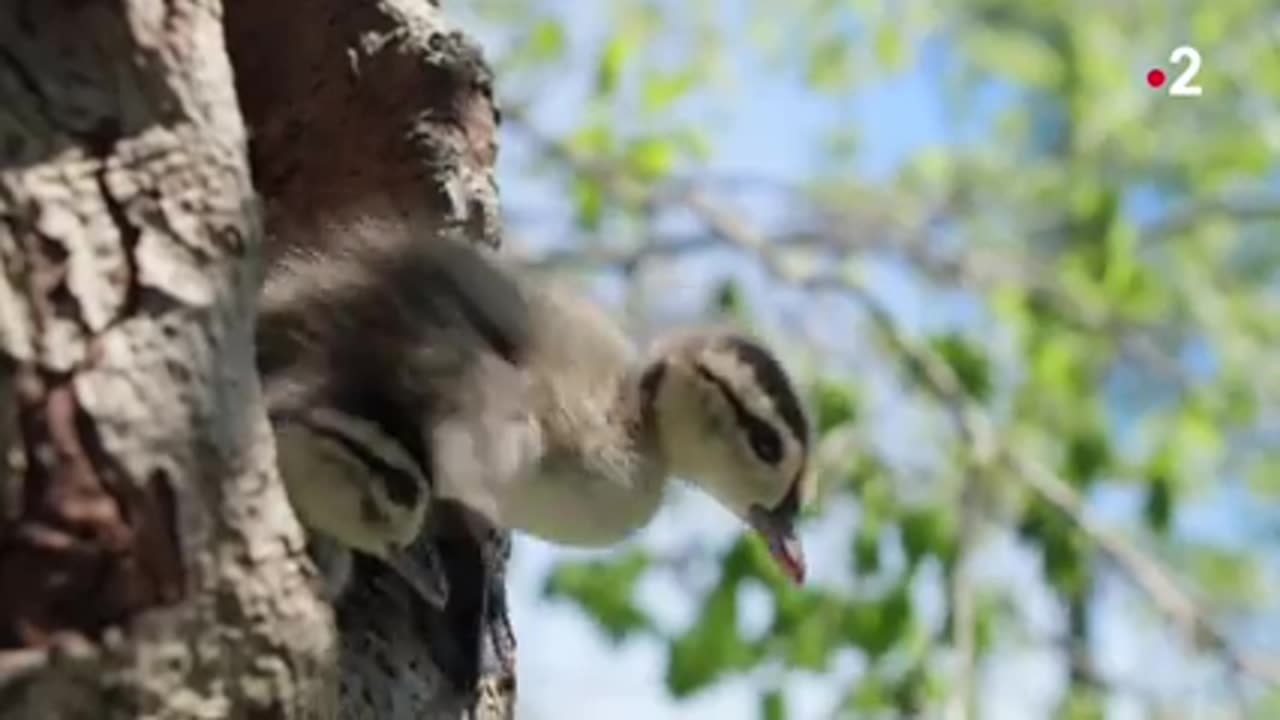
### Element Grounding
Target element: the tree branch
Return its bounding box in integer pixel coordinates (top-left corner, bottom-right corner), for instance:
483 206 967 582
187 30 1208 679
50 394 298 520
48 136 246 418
944 479 980 720
505 103 1280 698
683 191 1280 689
519 127 1280 685
509 112 1280 400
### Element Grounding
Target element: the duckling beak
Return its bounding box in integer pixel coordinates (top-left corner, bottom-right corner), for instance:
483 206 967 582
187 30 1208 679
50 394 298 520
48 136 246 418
747 504 806 584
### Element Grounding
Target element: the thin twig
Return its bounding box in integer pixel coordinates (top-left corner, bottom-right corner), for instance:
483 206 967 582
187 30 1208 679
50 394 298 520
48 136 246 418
945 481 979 720
511 113 1197 392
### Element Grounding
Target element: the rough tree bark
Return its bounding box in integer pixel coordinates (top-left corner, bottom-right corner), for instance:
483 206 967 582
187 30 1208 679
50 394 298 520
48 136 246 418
0 0 337 718
0 0 512 718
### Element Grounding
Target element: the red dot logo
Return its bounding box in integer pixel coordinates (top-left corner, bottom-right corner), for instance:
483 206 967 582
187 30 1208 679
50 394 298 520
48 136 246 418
1146 68 1166 88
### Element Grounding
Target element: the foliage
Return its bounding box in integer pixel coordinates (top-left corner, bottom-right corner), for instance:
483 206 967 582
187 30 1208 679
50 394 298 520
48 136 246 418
462 0 1280 717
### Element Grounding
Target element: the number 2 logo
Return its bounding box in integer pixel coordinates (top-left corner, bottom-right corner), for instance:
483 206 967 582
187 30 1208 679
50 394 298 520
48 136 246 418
1168 45 1203 97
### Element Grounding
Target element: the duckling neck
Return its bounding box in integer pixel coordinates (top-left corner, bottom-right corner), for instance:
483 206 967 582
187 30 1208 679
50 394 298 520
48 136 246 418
499 362 669 547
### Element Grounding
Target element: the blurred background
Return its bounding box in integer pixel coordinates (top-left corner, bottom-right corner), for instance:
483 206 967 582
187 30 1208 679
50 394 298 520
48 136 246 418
451 1 1280 718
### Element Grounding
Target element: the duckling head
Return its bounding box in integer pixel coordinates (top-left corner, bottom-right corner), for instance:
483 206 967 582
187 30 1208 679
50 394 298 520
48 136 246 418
642 331 814 583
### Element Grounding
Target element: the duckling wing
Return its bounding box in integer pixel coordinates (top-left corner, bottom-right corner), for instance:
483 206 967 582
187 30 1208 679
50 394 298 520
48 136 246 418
257 235 534 474
256 234 537 606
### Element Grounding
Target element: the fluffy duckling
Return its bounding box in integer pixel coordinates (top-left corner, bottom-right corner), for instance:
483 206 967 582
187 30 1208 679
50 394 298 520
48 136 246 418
256 227 814 603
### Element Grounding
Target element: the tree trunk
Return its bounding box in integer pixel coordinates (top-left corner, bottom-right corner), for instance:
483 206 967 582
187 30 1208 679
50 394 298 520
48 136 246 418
0 0 512 717
0 0 337 717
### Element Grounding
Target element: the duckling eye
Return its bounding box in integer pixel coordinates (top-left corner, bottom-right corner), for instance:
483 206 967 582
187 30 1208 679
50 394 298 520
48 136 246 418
694 363 786 465
746 424 783 465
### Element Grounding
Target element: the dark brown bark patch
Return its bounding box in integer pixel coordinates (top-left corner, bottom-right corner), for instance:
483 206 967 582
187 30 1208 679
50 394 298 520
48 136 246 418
0 363 183 648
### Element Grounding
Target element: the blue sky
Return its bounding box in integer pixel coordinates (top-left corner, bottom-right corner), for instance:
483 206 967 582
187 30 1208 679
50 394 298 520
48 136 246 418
451 3 1267 718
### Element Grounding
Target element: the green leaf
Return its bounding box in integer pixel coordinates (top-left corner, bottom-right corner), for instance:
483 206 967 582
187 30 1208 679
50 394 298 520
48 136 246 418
666 581 759 697
543 551 652 642
760 689 786 720
1143 454 1175 533
900 505 956 567
1216 372 1259 424
1191 3 1229 44
786 607 837 671
1029 333 1086 398
714 278 746 316
595 33 634 96
847 675 887 711
567 123 614 155
1020 501 1089 600
853 522 880 574
812 380 859 433
840 584 911 659
974 594 999 655
965 27 1064 88
722 533 776 584
806 36 851 90
1043 526 1089 600
570 176 604 230
839 599 879 650
527 19 566 62
624 136 676 181
1172 399 1224 465
1139 399 1224 529
845 453 882 494
858 469 895 520
1063 422 1111 488
930 333 993 401
873 25 906 70
1184 546 1262 605
820 126 860 165
869 584 912 658
889 665 929 716
773 585 823 636
641 69 697 113
1253 683 1280 719
1059 687 1105 720
1246 452 1280 497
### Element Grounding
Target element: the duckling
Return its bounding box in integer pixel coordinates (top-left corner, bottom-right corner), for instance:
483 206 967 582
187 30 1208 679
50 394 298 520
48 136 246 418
256 226 814 605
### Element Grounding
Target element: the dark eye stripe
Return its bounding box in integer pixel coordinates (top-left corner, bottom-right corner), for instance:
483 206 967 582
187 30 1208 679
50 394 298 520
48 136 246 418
720 336 809 450
695 364 784 465
271 410 423 508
